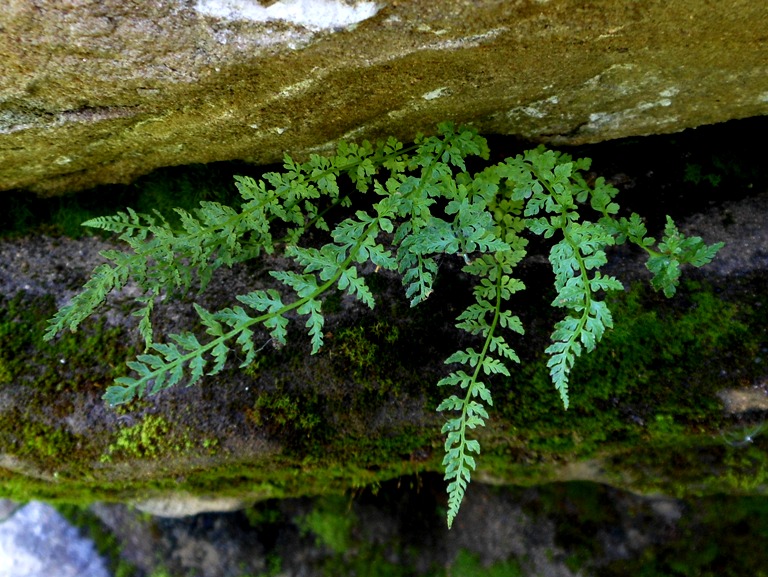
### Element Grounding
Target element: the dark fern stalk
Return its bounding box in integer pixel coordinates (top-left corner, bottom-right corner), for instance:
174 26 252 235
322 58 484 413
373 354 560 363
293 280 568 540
44 123 724 528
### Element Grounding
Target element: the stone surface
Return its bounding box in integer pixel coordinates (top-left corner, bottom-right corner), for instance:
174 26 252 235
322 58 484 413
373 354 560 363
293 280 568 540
0 500 20 524
0 502 109 577
2 0 768 195
717 386 768 414
87 483 689 577
0 484 759 577
81 481 756 577
133 493 252 517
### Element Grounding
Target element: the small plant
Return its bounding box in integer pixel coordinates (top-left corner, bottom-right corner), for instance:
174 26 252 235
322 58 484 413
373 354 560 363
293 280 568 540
44 123 723 527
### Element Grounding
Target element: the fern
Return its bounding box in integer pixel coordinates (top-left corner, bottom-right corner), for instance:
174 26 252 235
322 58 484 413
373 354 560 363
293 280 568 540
44 123 723 527
437 252 524 528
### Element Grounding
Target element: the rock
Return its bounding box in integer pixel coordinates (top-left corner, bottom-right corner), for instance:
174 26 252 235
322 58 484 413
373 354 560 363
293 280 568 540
79 481 740 577
2 0 768 195
717 386 768 414
90 502 269 577
0 502 109 577
133 493 251 517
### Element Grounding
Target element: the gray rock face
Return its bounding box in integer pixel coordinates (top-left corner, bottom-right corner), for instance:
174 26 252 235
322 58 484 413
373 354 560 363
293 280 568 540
2 0 768 195
0 502 109 577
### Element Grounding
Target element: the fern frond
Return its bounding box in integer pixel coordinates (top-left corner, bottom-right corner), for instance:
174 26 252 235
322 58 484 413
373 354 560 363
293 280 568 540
44 259 135 340
102 198 402 405
399 251 438 306
438 257 520 528
646 216 724 297
82 207 153 239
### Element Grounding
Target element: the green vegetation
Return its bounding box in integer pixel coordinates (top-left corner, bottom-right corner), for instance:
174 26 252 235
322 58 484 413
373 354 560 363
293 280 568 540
0 123 763 577
43 123 722 527
682 148 764 191
293 492 527 577
53 478 768 577
102 414 198 461
448 551 523 577
298 495 356 553
249 385 323 447
505 282 751 433
56 504 140 577
331 320 402 392
515 482 768 577
0 292 133 392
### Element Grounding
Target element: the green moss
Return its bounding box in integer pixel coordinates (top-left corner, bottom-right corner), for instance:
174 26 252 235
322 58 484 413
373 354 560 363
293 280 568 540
101 412 221 463
248 384 324 452
291 492 526 577
497 280 754 452
329 318 406 401
0 245 763 519
0 401 434 505
0 291 135 393
297 495 356 554
646 414 686 442
0 275 762 510
332 320 400 376
7 414 78 469
244 502 284 527
104 415 176 460
604 494 768 577
251 390 321 432
333 325 378 375
448 550 524 577
455 276 768 498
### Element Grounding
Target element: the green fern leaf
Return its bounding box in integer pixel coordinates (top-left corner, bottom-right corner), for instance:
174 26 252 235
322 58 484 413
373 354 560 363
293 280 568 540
237 290 284 314
43 262 131 340
297 298 325 354
337 267 374 308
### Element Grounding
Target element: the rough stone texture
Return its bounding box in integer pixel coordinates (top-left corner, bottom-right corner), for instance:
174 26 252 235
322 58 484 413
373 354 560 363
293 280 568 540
133 493 252 517
718 386 768 414
0 484 757 577
2 0 768 196
86 483 688 577
0 502 109 577
0 121 767 574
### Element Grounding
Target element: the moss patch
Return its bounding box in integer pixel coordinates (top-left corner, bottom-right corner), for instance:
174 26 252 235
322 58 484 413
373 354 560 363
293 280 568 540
0 292 134 393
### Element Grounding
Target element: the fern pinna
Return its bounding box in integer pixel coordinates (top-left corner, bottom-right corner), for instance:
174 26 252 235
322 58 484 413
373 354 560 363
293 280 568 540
45 123 723 527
